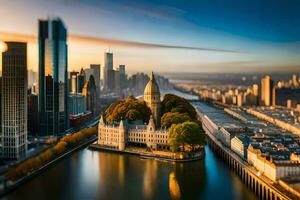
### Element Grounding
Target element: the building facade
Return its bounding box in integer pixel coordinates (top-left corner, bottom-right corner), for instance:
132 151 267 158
68 94 85 115
98 116 168 151
82 75 97 114
38 18 68 136
260 75 274 106
1 42 27 159
90 64 101 96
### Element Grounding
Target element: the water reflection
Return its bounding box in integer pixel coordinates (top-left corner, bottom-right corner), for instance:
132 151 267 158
4 147 256 200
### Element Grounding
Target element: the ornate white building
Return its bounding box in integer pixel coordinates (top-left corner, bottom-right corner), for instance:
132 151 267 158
98 72 169 151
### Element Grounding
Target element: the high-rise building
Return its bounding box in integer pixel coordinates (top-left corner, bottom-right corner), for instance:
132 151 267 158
1 42 27 159
70 71 79 93
77 68 85 93
82 75 97 114
260 75 273 106
119 65 127 89
38 18 68 136
68 94 85 115
28 92 39 136
90 64 101 95
104 52 113 90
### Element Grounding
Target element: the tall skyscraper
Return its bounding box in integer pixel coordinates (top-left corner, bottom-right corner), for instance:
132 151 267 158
1 42 27 159
104 52 113 90
38 18 68 136
260 75 273 106
90 64 101 95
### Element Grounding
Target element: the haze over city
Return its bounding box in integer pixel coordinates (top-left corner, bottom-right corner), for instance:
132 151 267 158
1 0 300 73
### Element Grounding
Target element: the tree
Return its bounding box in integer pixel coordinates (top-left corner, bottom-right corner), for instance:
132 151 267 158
161 112 191 128
104 96 151 123
168 121 205 152
162 94 197 119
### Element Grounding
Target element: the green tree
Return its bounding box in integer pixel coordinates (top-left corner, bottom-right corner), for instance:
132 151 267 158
162 94 197 119
161 112 191 128
168 121 205 152
105 96 151 123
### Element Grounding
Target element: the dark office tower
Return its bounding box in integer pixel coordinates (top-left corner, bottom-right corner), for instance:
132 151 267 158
77 68 86 93
38 18 68 136
104 52 113 90
90 64 101 96
28 92 39 136
82 75 97 114
1 42 27 159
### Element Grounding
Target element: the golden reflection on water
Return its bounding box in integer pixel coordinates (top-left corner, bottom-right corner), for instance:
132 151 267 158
143 159 158 199
169 171 181 200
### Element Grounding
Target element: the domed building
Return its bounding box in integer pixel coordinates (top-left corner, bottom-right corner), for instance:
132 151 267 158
144 72 161 126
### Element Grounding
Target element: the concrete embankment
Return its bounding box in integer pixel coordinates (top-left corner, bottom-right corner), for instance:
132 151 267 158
89 144 205 162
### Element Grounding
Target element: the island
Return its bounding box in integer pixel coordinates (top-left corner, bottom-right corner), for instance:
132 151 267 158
90 73 206 161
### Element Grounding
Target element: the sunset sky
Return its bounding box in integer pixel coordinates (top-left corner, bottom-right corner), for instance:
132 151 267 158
1 0 300 74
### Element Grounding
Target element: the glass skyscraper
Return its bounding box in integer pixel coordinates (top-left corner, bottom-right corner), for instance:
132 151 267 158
38 18 68 136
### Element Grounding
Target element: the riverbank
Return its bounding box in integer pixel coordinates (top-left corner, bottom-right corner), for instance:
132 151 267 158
0 135 97 198
89 144 205 162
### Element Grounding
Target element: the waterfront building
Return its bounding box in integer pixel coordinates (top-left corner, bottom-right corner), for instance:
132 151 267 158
1 42 27 159
104 52 113 90
260 75 274 106
77 68 85 93
98 116 168 151
230 135 251 159
248 144 300 181
98 72 167 150
143 73 161 126
38 18 68 136
82 75 97 113
68 94 85 115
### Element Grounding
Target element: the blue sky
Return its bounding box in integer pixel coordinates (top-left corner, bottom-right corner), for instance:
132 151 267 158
0 0 300 73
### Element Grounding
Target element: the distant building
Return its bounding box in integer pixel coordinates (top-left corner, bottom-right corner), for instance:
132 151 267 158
104 52 113 90
90 64 101 96
77 68 85 93
70 71 79 93
82 75 97 113
1 42 27 159
38 18 68 136
68 94 85 115
275 88 300 108
28 93 39 136
119 65 127 89
260 75 274 106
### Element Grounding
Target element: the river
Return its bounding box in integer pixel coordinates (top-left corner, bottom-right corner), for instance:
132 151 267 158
2 146 256 200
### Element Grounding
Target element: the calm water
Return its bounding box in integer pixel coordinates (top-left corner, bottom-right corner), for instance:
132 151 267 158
2 146 256 200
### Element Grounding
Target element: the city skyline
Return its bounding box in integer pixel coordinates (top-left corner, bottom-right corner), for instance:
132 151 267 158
1 0 300 73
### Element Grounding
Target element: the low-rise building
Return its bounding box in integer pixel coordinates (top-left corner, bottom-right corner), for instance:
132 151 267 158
231 135 251 159
98 116 169 151
248 144 300 181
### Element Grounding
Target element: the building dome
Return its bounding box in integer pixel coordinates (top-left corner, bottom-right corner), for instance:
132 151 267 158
144 72 160 97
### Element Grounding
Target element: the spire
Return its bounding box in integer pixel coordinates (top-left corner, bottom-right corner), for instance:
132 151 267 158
151 72 155 81
100 115 105 125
